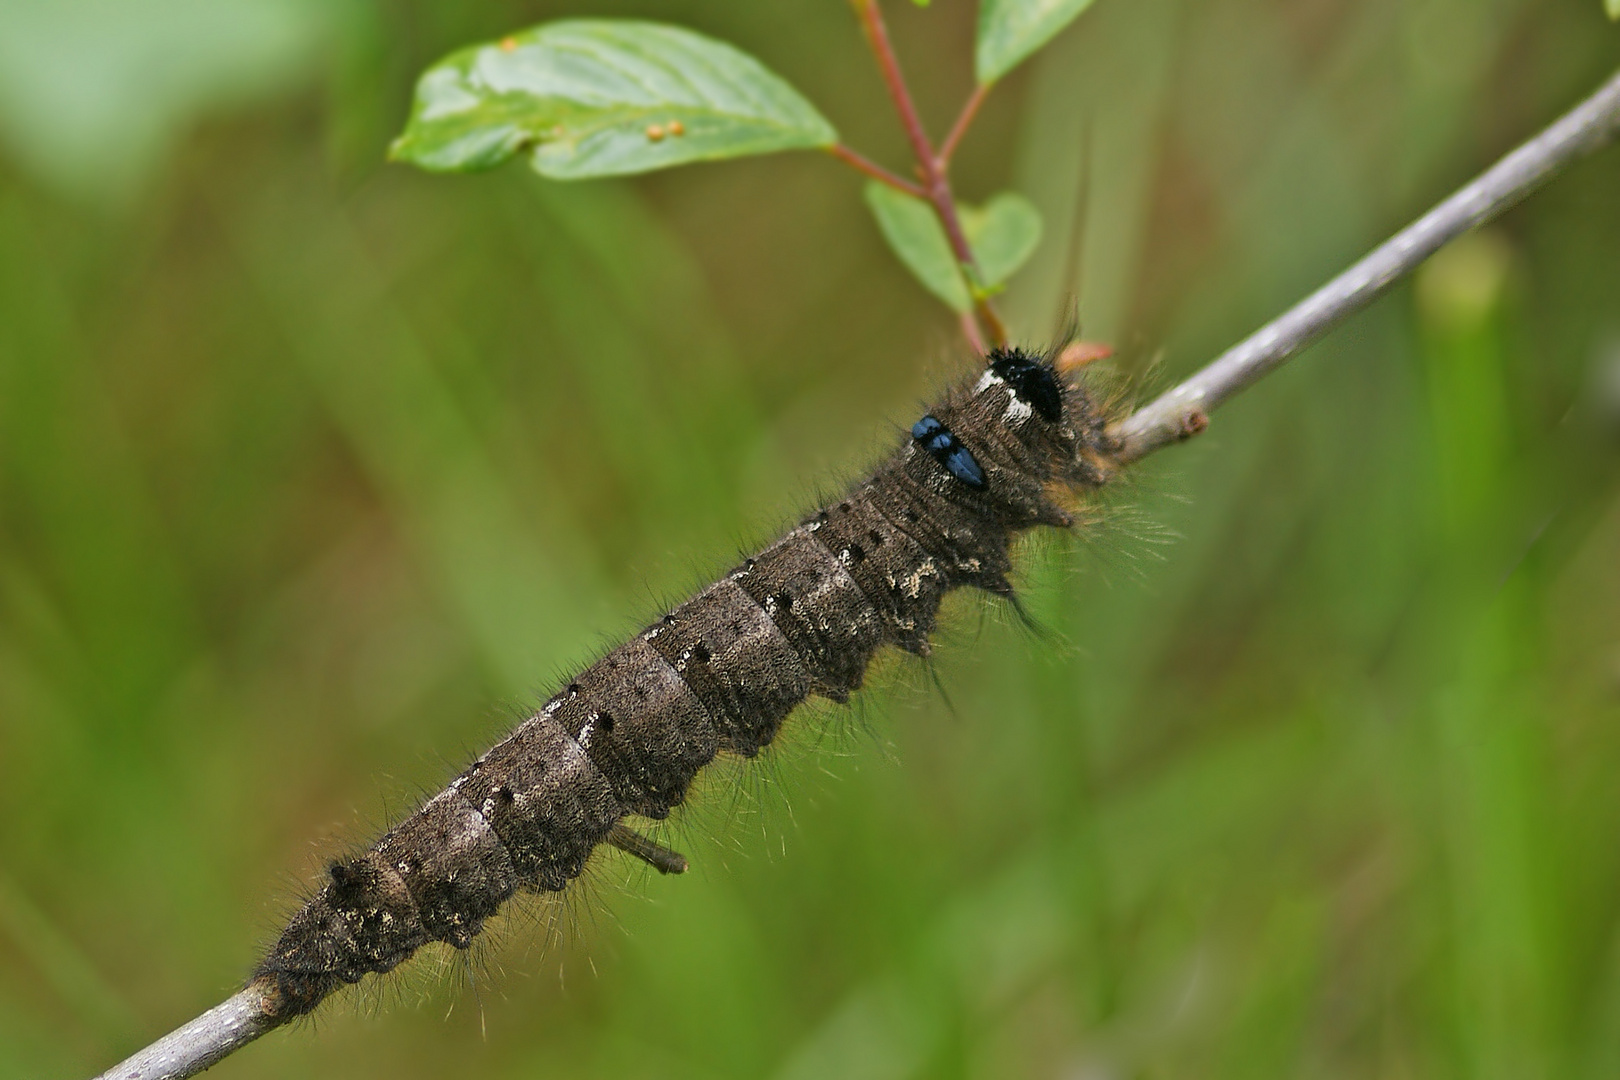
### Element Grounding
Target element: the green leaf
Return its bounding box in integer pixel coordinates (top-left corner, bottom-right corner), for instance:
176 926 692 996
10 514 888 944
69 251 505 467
390 19 837 179
864 183 1043 313
962 192 1043 292
976 0 1100 84
865 182 969 311
1609 0 1620 20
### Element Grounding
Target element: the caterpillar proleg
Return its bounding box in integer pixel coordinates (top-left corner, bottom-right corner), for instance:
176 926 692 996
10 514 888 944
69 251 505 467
250 344 1120 1019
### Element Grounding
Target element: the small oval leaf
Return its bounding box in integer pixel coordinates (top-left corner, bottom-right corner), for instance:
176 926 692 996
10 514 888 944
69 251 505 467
865 185 1045 312
390 20 837 179
864 182 972 313
976 0 1100 85
962 192 1043 289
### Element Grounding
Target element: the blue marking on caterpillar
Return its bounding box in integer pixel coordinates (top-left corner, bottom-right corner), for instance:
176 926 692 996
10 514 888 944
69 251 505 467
911 415 986 488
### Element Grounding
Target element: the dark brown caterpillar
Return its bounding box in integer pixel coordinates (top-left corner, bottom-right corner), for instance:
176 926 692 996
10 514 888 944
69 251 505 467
252 345 1120 1018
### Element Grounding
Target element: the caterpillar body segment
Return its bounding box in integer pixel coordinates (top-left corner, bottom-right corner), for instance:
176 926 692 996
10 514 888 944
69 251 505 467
251 346 1119 1018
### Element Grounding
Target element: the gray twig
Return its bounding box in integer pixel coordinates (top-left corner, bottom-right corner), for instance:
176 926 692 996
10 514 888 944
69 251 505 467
88 64 1620 1080
1110 66 1620 464
92 984 280 1080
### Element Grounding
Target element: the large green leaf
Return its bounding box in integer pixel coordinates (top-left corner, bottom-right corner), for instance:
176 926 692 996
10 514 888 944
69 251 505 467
864 183 1043 313
390 19 837 179
976 0 1100 84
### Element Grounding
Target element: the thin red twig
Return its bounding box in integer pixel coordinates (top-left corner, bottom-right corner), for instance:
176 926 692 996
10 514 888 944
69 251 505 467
958 311 987 354
827 144 929 198
972 284 1009 347
938 84 990 168
849 0 1008 349
849 0 937 176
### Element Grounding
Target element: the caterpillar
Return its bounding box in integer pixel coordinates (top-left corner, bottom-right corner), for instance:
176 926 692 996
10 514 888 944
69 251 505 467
251 344 1121 1020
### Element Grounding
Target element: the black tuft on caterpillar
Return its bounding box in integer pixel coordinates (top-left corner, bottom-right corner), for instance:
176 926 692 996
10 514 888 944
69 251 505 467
251 344 1121 1019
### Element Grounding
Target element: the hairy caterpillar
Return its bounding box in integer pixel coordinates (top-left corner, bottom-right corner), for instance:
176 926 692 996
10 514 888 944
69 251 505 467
251 344 1120 1020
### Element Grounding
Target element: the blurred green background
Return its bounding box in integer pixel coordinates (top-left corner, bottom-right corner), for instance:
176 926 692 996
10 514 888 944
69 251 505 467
2 1 1619 1077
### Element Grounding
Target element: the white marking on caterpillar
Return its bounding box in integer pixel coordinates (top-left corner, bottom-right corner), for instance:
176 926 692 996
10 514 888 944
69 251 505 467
977 367 1032 423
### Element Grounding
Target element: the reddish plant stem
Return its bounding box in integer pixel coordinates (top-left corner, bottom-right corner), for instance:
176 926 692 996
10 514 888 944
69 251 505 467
849 0 1007 349
827 144 929 198
958 311 987 353
969 273 1009 347
938 83 990 168
851 0 936 173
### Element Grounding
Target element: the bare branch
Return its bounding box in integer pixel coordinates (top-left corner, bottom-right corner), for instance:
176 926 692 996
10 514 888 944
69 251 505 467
1110 66 1620 464
91 983 282 1080
84 63 1620 1080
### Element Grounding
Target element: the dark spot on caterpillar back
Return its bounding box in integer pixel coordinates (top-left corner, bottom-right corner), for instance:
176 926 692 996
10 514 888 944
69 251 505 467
989 345 1065 423
251 346 1120 1020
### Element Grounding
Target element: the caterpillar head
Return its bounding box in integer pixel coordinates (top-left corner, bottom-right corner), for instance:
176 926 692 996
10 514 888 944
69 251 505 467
983 345 1119 488
919 345 1121 530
